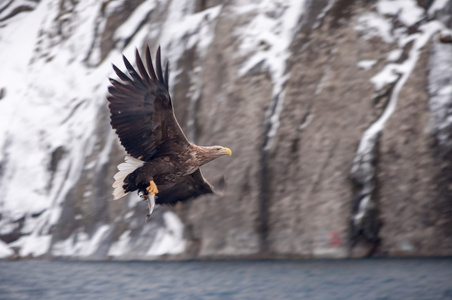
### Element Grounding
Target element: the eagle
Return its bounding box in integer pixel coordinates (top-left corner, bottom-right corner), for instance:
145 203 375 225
107 46 231 218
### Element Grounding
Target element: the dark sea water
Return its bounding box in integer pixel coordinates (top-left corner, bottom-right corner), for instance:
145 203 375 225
0 258 451 300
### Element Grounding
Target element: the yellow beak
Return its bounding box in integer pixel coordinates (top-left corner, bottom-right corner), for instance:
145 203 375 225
222 147 232 156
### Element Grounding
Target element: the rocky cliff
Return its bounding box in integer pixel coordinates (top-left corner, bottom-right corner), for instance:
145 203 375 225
0 0 451 259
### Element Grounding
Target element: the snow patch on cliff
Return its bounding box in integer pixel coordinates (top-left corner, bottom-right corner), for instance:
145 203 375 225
313 0 336 29
0 0 99 256
108 230 131 257
52 225 110 257
146 211 186 256
355 12 395 43
376 0 424 27
0 240 14 258
351 0 448 228
0 0 39 26
429 0 450 15
358 60 378 70
234 0 306 150
0 0 203 259
236 0 305 93
115 0 156 45
11 234 52 258
428 39 452 147
156 3 222 140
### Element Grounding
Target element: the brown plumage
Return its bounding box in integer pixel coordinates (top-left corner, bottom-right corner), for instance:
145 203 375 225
107 46 231 208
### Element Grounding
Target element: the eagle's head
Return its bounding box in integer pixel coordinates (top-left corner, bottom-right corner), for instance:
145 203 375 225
211 146 232 157
195 145 232 165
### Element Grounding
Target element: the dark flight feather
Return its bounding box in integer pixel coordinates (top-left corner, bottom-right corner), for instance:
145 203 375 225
155 46 164 83
107 46 188 161
164 59 169 91
145 45 157 81
135 49 151 85
156 169 224 205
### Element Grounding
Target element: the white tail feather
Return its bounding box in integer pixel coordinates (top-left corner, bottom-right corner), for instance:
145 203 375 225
112 156 144 200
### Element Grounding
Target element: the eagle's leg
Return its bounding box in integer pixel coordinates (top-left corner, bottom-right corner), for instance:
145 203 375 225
146 180 159 195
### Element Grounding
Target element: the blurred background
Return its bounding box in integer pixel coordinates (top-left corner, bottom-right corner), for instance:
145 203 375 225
0 0 451 261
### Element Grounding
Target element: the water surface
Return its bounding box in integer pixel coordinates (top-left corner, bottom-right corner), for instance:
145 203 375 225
1 259 451 299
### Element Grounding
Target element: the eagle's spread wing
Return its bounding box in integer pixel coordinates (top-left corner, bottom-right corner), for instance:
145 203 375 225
107 46 188 161
156 169 226 205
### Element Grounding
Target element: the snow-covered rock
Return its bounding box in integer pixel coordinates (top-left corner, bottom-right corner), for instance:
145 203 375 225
0 0 451 259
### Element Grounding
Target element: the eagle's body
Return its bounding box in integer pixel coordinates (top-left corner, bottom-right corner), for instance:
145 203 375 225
107 46 230 215
123 143 224 194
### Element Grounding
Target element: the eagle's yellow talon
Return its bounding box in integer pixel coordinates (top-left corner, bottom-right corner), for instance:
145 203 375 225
146 180 158 195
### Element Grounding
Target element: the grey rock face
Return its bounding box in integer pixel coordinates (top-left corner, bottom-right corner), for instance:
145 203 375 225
0 0 451 259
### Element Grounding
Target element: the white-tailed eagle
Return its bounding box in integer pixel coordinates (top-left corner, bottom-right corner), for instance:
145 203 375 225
107 46 231 218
